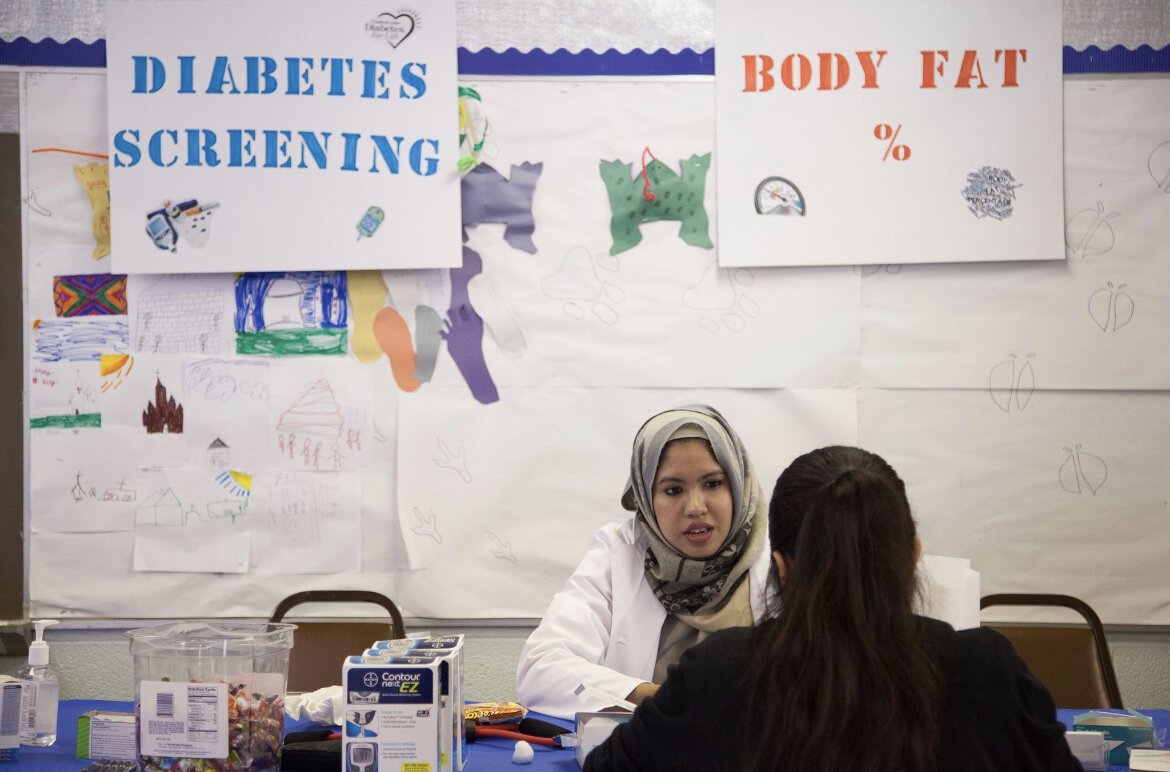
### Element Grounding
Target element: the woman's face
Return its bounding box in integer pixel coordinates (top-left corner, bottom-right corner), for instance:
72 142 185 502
652 439 733 559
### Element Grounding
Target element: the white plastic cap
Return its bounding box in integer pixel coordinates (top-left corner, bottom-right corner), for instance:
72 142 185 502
28 620 59 667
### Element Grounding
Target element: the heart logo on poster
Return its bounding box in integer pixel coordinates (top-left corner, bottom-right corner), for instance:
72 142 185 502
366 12 416 48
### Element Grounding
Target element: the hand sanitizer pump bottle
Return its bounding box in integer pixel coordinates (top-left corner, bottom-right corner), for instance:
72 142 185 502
18 620 60 747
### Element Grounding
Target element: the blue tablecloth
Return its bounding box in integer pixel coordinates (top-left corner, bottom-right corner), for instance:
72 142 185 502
12 700 579 771
12 700 1169 770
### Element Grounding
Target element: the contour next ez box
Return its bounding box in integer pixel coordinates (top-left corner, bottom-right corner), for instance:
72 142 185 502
343 656 444 772
372 635 466 771
343 634 466 772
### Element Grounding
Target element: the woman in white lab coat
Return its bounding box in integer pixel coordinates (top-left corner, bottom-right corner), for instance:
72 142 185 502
516 405 773 718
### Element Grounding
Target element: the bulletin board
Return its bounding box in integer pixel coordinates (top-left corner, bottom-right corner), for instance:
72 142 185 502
8 1 1170 626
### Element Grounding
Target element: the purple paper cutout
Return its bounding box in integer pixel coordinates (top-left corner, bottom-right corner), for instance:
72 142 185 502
461 162 543 253
442 247 499 404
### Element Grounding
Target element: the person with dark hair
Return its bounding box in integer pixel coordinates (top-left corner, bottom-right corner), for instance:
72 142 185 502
516 405 774 719
585 446 1083 771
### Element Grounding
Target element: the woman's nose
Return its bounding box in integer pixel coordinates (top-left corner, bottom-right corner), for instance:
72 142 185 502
686 488 707 515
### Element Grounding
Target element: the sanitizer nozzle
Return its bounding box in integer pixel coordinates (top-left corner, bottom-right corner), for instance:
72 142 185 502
28 620 59 667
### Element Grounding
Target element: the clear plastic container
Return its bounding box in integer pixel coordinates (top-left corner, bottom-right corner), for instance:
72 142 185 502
127 621 295 772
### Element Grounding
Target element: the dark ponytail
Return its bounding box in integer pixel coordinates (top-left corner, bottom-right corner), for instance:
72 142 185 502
745 446 941 772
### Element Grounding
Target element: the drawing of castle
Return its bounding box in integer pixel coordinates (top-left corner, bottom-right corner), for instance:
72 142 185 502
143 377 184 433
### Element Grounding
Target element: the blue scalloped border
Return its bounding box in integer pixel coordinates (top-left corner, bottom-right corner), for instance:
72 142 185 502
2 37 1168 75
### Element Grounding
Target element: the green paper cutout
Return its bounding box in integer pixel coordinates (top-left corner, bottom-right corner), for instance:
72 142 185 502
599 153 713 255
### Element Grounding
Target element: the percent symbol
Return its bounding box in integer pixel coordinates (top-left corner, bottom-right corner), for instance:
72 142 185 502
874 123 911 161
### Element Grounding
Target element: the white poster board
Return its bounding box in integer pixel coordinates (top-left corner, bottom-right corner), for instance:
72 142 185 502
715 0 1063 267
105 0 461 273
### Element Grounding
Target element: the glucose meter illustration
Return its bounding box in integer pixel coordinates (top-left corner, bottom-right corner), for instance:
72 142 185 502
357 206 385 240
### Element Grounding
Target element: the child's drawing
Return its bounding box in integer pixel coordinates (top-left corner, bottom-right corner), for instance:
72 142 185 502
136 487 187 526
1059 444 1108 496
35 319 129 363
275 379 354 472
412 507 443 544
135 278 225 355
600 151 713 255
541 246 624 325
1088 282 1134 333
100 353 134 393
487 531 518 563
988 353 1035 413
461 162 543 252
1065 201 1120 259
53 273 127 317
143 377 184 434
269 476 320 547
433 440 472 483
682 261 758 334
235 272 348 356
1148 140 1170 193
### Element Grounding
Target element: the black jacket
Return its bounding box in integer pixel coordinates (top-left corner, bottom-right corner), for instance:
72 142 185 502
584 617 1084 771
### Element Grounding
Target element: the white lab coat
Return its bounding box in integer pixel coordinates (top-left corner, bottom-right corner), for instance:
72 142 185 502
516 519 773 718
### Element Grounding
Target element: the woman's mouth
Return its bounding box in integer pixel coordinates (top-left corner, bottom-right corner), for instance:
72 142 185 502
683 525 714 544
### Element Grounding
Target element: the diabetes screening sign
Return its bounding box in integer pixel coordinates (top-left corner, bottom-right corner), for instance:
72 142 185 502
715 0 1063 268
106 0 461 273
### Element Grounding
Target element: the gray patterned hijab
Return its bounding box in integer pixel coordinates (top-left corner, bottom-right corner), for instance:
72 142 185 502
621 405 766 617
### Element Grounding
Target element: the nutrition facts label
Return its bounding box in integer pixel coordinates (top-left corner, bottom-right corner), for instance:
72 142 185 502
140 681 228 759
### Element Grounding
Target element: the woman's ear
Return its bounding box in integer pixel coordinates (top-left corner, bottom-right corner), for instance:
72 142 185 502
913 537 923 563
772 550 787 585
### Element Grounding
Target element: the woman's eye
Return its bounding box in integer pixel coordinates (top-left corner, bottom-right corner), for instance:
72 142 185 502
663 486 682 496
705 479 723 489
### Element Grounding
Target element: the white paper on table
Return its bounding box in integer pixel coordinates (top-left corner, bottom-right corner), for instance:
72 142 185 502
917 554 981 631
133 528 250 573
395 386 858 618
249 470 362 575
267 361 372 473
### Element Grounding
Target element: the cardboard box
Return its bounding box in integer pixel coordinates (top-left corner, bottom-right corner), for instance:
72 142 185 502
341 635 465 772
0 678 24 763
76 710 137 761
1073 710 1155 765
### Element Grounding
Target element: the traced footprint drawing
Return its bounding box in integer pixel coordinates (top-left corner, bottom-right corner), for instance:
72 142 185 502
433 439 471 483
348 271 390 363
683 262 759 334
468 273 527 358
1065 201 1120 258
413 305 443 383
412 507 443 543
373 306 421 392
1059 444 1108 495
488 531 518 563
1088 282 1134 333
988 353 1035 413
1148 141 1170 193
26 189 52 217
541 246 625 324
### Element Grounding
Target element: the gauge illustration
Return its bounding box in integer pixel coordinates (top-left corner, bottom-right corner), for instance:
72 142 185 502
754 176 806 216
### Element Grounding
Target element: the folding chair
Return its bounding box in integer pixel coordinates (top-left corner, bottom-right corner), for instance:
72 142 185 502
270 590 406 693
980 593 1123 709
